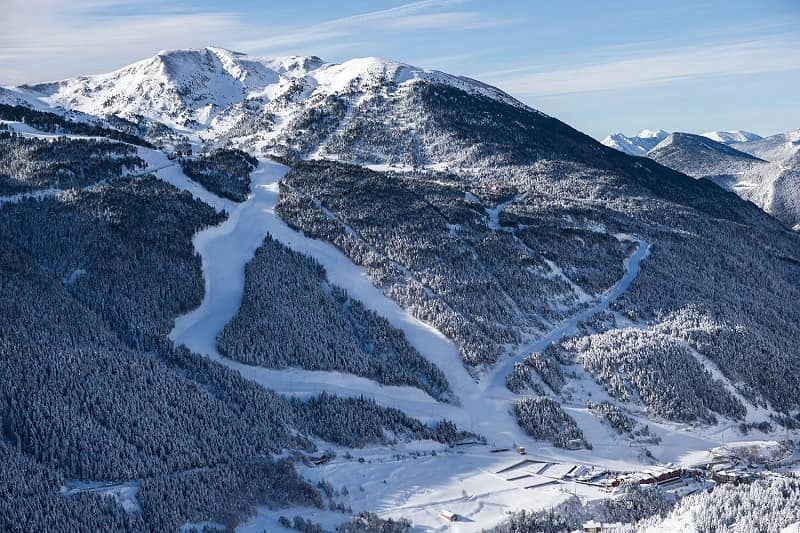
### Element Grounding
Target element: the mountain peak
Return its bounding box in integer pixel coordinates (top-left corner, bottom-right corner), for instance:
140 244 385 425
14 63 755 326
701 130 762 145
601 129 669 156
13 47 529 130
638 128 669 139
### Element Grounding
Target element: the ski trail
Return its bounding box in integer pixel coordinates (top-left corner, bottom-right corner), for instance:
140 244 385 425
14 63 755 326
167 159 467 423
307 93 369 160
138 148 236 213
485 194 520 230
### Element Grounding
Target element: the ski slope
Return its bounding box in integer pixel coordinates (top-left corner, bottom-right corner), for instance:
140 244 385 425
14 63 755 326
167 155 656 451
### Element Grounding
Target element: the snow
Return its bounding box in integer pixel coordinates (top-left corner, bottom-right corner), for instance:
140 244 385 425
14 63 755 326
138 148 235 213
638 129 669 139
5 45 798 529
604 128 766 156
158 155 710 529
732 129 800 163
601 130 669 156
309 56 527 110
154 152 795 529
485 194 520 230
701 130 762 145
308 92 372 160
63 268 86 285
0 187 64 207
162 159 579 529
180 521 225 532
0 131 789 528
0 119 107 142
543 258 593 304
601 134 647 156
649 132 761 160
162 159 475 423
643 128 800 228
782 522 800 533
710 440 793 464
16 47 528 135
640 513 698 533
159 155 756 528
680 340 773 423
294 446 602 532
238 506 347 533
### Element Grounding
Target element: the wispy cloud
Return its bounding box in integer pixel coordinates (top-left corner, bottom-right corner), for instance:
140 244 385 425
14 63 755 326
483 35 800 98
0 0 248 83
236 0 511 53
0 0 512 84
380 11 509 31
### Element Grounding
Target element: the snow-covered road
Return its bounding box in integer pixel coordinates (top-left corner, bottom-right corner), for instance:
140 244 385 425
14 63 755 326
0 187 64 206
483 239 650 397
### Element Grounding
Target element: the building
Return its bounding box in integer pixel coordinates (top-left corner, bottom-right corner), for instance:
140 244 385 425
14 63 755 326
710 469 753 485
583 520 603 533
610 466 685 487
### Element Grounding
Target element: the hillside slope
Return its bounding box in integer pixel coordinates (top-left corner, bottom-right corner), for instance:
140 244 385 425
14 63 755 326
647 132 767 188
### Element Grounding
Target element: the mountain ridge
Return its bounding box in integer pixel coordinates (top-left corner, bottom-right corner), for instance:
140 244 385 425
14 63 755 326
702 129 762 144
601 124 800 228
8 47 530 130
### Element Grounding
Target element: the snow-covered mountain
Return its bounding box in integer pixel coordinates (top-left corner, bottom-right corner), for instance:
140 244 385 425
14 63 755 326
647 132 765 187
701 130 762 145
600 129 669 156
731 129 800 163
15 47 656 172
24 47 524 122
600 125 800 229
601 128 762 155
645 131 800 229
11 46 529 167
3 46 800 531
732 130 800 230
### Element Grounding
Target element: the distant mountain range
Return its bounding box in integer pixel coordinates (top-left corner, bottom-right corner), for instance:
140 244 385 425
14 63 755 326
603 127 800 229
601 129 763 157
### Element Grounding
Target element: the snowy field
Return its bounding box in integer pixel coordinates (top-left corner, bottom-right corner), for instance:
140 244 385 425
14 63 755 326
235 441 614 532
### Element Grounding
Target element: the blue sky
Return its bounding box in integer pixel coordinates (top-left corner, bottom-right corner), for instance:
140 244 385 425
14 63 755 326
3 0 798 138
